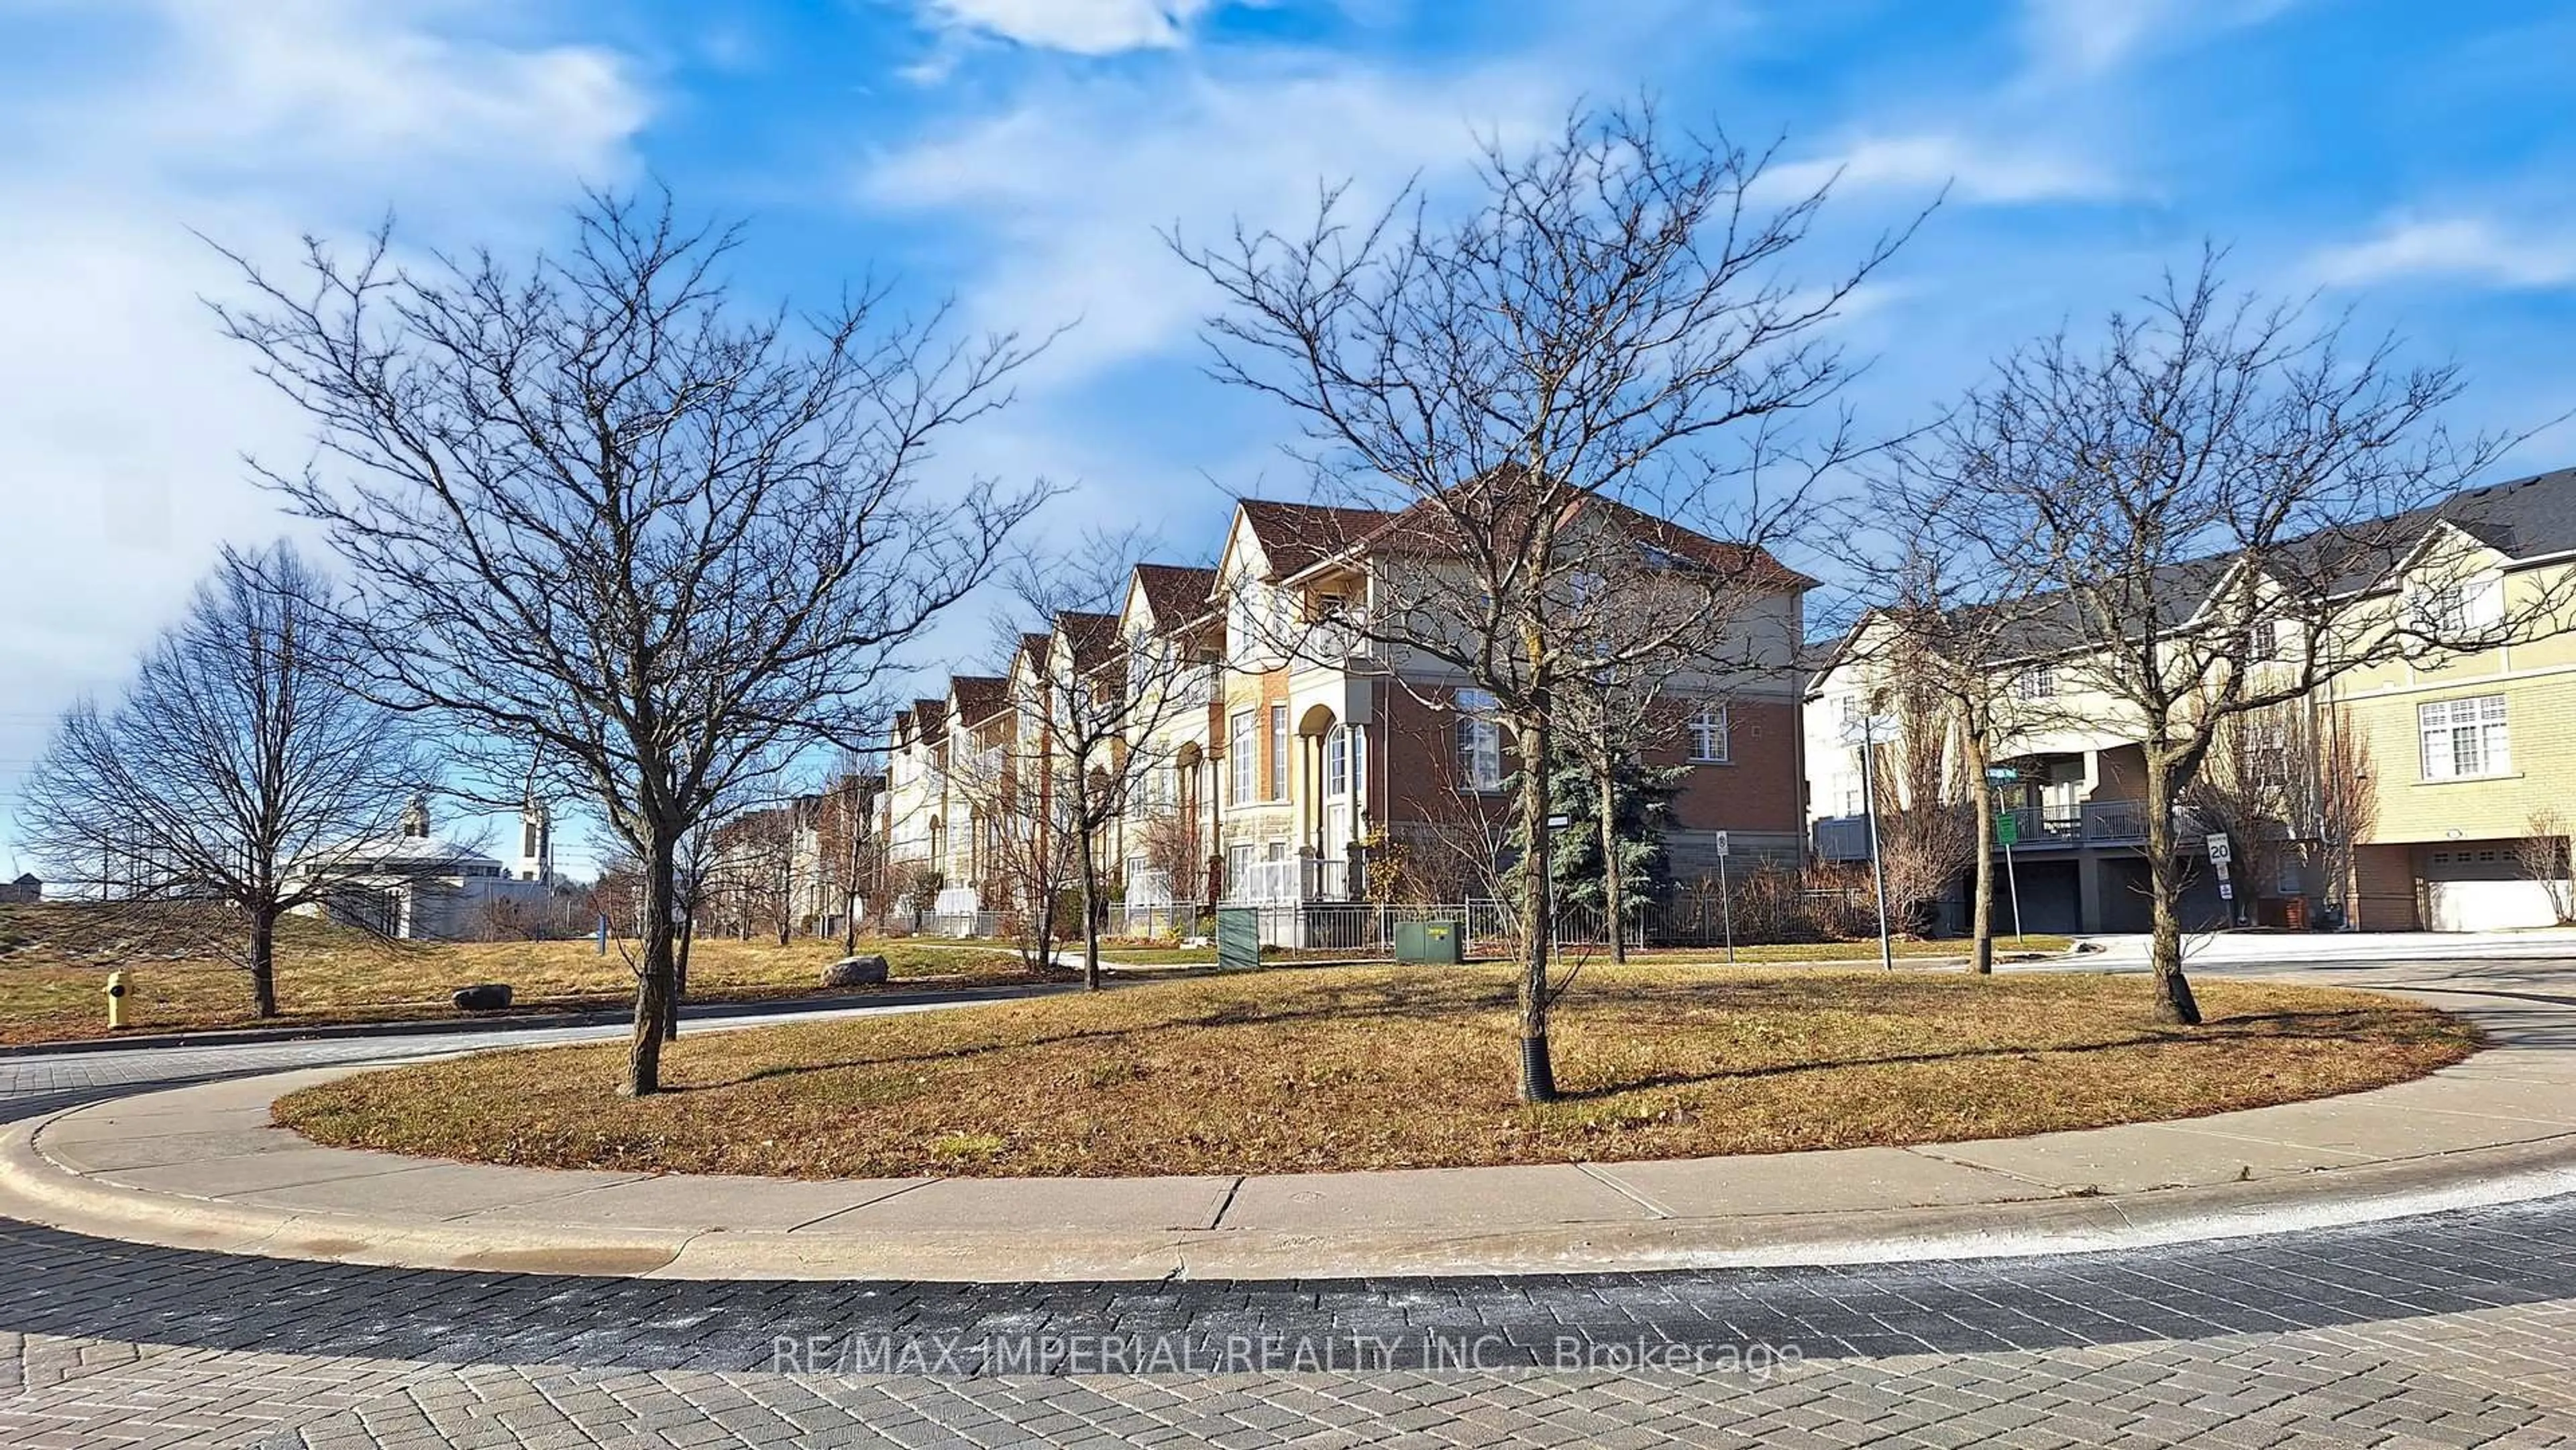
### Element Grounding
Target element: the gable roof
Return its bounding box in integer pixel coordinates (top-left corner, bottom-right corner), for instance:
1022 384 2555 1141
1055 610 1122 667
1236 500 1399 579
1252 471 1816 594
1860 465 2576 669
1132 562 1219 624
949 675 1010 727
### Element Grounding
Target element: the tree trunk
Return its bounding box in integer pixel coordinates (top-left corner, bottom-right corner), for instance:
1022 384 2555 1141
1515 707 1558 1103
627 830 679 1095
843 891 859 956
1078 783 1104 991
1596 755 1627 964
1968 742 1994 977
2142 749 2202 1025
248 905 280 1018
664 908 694 1042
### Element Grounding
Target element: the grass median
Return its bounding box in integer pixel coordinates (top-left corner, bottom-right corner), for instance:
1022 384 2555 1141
274 963 2475 1178
0 902 1044 1045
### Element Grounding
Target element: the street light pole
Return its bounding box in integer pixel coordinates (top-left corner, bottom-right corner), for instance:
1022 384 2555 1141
1858 728 1894 972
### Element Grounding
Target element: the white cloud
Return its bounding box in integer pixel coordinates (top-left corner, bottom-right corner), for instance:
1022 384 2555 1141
2310 215 2576 290
863 61 1568 380
0 1 650 838
2019 0 2302 78
17 0 646 202
919 0 1218 55
1757 132 2120 206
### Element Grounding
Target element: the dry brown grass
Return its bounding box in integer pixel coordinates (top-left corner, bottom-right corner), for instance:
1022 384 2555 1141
275 964 2477 1178
0 902 1041 1044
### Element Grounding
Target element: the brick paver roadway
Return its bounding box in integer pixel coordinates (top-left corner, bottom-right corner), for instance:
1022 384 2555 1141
2 957 2571 1448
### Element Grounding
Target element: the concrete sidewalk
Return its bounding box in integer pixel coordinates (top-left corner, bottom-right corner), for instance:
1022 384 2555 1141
4 983 2573 1284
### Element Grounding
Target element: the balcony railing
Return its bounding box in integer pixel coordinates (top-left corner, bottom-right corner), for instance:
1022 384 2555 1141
1224 855 1354 905
1813 799 2206 862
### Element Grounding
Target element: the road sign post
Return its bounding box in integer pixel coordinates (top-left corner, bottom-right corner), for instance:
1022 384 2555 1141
1996 810 2026 944
2206 834 2238 924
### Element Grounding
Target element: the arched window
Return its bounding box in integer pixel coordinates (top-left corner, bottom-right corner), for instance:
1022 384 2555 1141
1324 724 1350 796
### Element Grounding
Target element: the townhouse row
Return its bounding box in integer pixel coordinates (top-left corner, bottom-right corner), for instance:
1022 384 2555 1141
1806 465 2576 935
876 496 1810 926
881 465 2576 938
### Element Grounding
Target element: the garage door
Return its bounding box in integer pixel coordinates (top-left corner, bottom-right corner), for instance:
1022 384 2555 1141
2420 844 2565 932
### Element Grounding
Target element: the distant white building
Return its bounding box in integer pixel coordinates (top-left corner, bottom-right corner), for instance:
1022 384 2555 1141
513 799 556 884
292 797 559 940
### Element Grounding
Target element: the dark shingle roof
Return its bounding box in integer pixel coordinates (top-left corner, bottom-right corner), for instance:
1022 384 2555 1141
1246 471 1816 592
1913 465 2576 663
949 675 1010 727
1055 610 1122 667
1238 500 1398 577
1132 563 1219 624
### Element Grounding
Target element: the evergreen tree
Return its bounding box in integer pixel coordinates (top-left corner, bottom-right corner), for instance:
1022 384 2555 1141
1505 749 1686 919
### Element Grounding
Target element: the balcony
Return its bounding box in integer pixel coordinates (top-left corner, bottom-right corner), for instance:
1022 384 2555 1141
1224 855 1354 905
1289 617 1386 673
1812 800 2206 862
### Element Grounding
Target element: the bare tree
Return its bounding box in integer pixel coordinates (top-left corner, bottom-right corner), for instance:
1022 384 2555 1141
706 801 802 944
997 531 1217 989
1553 565 1784 962
2519 806 2576 927
211 191 1047 1093
15 543 431 1017
1175 103 1898 1100
1900 252 2552 1023
1831 457 2060 973
1867 666 1976 936
945 710 1083 977
2184 702 2311 924
815 756 884 954
2308 703 2378 928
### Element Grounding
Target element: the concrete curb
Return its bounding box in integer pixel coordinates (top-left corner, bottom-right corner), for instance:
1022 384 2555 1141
8 1034 2575 1282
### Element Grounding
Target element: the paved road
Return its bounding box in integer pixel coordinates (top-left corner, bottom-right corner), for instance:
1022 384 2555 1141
1 952 2572 1447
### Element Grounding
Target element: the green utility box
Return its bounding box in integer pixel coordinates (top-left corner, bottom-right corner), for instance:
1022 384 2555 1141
1215 908 1262 971
1394 918 1464 964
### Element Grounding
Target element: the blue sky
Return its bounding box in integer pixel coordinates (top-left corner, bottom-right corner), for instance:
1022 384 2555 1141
3 0 2573 873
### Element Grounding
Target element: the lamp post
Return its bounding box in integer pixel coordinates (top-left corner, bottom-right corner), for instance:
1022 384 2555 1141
1841 713 1900 972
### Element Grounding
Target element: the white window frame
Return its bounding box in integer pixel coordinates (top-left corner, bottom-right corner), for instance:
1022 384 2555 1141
1268 704 1289 800
1455 688 1504 792
2418 694 2510 781
1228 710 1255 803
2413 573 2502 641
1324 724 1350 796
2015 664 2057 700
1688 702 1730 763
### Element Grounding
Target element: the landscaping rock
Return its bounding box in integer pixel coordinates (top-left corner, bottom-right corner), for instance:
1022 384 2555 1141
451 983 513 1012
823 954 890 988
